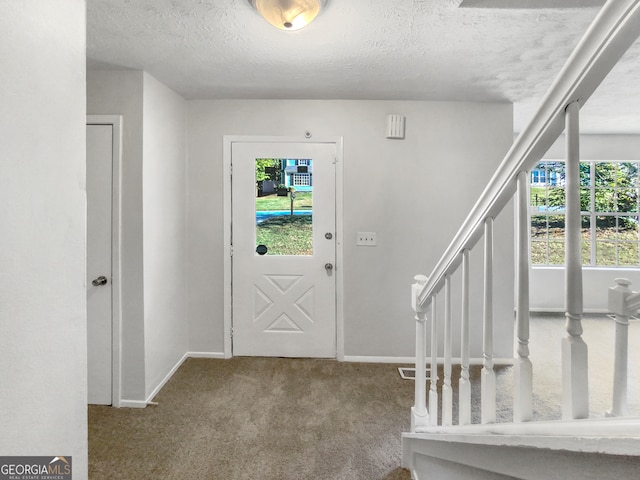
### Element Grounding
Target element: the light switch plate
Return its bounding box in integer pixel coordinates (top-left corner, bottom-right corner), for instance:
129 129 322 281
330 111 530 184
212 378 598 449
357 232 377 246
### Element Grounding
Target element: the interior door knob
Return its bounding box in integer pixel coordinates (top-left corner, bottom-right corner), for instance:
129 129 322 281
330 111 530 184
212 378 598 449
324 263 333 272
92 276 108 286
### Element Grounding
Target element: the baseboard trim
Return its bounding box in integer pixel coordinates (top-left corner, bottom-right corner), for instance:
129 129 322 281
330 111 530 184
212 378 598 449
344 356 514 366
187 351 226 359
119 399 149 409
143 352 226 404
143 352 190 405
343 356 415 364
117 352 226 408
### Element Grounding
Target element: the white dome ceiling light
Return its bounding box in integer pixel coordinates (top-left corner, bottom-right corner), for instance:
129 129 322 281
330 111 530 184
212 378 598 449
250 0 326 31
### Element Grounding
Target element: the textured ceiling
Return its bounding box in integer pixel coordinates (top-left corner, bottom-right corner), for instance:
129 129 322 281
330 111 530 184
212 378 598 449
87 0 640 133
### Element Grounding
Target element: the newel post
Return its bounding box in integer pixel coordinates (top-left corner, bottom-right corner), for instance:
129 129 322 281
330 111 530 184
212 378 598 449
607 278 637 417
411 274 430 431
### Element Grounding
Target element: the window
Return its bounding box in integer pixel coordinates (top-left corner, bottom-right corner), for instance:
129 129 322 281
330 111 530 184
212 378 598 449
255 158 313 256
531 160 640 267
293 173 311 187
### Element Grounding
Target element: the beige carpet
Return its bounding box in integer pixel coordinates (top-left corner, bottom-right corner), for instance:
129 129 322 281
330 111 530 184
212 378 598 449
89 358 414 480
89 314 638 479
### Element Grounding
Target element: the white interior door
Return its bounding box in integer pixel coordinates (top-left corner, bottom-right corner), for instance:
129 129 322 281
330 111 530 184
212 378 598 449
232 142 336 357
87 124 113 405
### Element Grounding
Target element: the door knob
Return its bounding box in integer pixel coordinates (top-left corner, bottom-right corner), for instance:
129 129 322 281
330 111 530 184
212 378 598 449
324 263 333 272
92 276 108 287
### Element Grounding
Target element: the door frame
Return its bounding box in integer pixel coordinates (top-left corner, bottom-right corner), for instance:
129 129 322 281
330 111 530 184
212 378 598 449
87 115 123 406
223 135 345 360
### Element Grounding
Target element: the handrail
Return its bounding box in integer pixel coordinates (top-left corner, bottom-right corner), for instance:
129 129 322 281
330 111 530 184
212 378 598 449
417 0 640 308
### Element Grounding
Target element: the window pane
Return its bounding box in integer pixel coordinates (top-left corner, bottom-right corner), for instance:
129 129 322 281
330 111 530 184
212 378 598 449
595 163 616 187
581 215 591 266
596 241 616 266
618 216 638 239
255 158 313 256
582 240 591 265
594 188 615 211
531 215 548 239
548 215 565 240
620 162 638 186
546 162 565 186
579 162 591 187
617 189 638 212
548 241 564 265
531 240 547 265
547 188 565 211
579 188 590 211
596 216 617 240
618 242 639 266
530 187 548 208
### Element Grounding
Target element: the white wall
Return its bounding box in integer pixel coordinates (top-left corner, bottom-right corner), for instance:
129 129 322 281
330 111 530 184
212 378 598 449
187 100 515 358
87 70 189 401
531 134 640 312
0 0 88 477
142 73 188 397
87 70 147 401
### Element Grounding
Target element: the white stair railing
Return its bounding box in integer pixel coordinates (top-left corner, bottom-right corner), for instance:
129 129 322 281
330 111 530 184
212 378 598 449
410 0 640 432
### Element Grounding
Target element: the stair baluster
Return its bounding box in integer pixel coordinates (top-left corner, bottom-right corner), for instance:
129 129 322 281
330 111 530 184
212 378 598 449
443 274 453 426
482 217 496 424
514 171 533 422
459 249 471 425
562 101 589 420
429 300 439 427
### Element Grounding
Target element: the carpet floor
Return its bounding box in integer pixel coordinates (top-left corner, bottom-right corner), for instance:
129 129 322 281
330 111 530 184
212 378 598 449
89 358 414 480
88 314 639 479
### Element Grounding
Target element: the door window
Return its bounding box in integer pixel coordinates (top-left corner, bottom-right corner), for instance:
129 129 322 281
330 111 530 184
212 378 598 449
255 158 313 256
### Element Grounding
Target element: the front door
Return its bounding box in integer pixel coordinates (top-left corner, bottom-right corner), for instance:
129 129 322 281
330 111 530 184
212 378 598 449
232 141 336 357
87 123 113 404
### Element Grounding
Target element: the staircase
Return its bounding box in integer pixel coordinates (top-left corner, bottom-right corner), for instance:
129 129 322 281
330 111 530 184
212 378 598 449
403 420 640 480
402 1 640 478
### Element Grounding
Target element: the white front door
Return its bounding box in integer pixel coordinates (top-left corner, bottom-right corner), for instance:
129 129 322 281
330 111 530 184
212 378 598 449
232 141 336 357
87 123 113 405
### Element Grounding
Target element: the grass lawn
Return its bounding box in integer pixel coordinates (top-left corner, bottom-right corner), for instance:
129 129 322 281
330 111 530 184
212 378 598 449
256 215 313 256
256 192 312 211
530 186 547 207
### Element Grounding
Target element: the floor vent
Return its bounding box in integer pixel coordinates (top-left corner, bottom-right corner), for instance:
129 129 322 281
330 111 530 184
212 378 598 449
608 314 639 322
398 367 430 380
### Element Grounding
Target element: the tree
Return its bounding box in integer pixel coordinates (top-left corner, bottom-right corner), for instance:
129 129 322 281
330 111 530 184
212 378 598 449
255 158 281 183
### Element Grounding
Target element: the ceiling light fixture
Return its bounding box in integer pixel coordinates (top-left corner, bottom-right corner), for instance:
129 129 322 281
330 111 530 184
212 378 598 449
250 0 326 31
